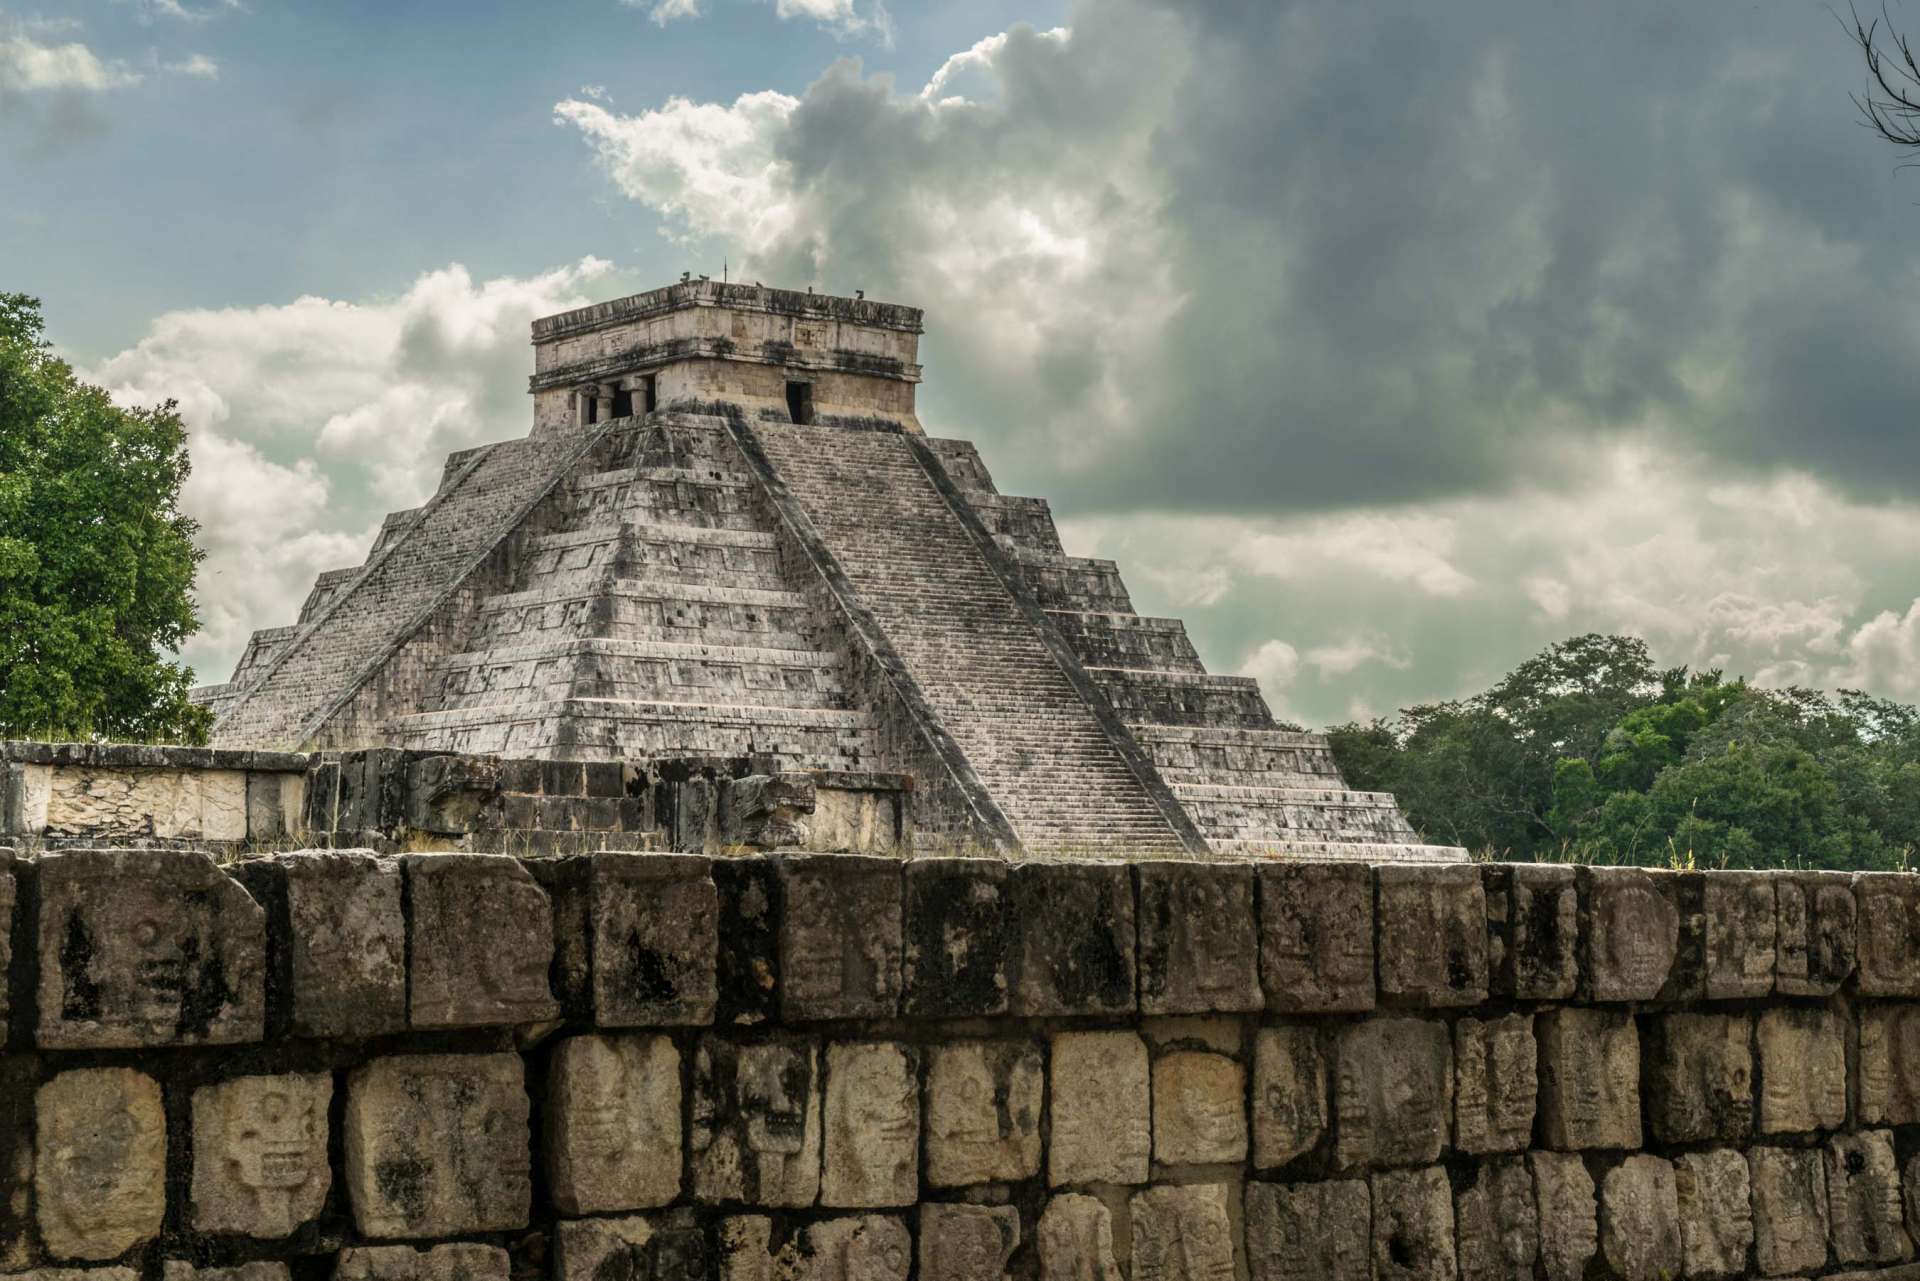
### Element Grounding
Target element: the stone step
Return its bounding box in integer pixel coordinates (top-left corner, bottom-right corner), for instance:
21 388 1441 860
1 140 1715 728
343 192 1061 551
958 491 1064 554
1091 668 1276 729
1049 611 1205 674
1010 548 1136 613
1205 838 1465 863
469 580 820 649
425 638 850 713
515 522 787 593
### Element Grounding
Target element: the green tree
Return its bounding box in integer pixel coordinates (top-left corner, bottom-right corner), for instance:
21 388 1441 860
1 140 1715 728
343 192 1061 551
0 293 210 743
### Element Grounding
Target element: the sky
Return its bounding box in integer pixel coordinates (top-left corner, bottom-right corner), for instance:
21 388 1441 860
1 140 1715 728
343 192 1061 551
7 0 1920 729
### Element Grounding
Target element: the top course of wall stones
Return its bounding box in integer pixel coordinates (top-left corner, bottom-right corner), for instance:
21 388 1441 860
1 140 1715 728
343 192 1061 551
530 280 925 344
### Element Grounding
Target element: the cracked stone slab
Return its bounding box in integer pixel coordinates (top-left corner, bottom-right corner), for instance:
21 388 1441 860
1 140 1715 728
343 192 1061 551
1334 1017 1451 1169
1644 1012 1753 1145
1825 1129 1912 1266
1137 861 1260 1015
903 858 1012 1018
1580 866 1680 1003
1009 861 1136 1017
1257 862 1374 1013
1704 870 1777 998
1252 1023 1327 1170
235 850 405 1039
1452 1013 1535 1155
1484 862 1577 1000
590 852 718 1026
778 855 902 1021
1376 863 1487 1007
1776 870 1856 996
1530 1151 1597 1281
1855 872 1920 996
404 854 558 1028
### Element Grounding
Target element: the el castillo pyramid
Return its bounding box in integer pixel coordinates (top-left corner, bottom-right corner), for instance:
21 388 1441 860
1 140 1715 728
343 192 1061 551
196 280 1455 860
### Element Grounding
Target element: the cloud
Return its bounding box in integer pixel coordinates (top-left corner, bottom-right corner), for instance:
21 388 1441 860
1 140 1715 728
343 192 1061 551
638 0 701 24
85 259 614 683
131 0 244 23
0 30 141 91
158 51 217 78
624 0 888 40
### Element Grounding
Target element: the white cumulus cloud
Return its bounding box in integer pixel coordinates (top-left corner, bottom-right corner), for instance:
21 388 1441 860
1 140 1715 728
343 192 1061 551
0 30 140 91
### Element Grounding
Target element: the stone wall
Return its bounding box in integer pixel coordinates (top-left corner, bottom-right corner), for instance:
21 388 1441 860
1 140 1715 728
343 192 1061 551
1 852 1916 1278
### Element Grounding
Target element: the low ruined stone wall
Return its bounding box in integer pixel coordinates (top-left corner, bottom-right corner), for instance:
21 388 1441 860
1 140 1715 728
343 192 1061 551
0 852 1915 1279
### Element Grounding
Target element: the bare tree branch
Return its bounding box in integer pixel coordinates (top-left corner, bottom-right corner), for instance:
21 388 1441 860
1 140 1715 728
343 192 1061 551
1850 2 1920 147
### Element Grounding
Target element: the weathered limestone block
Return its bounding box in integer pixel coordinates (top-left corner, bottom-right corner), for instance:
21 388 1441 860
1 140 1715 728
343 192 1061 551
238 851 405 1039
1245 1179 1370 1281
405 854 556 1028
1777 870 1856 995
1529 1151 1598 1281
692 1037 821 1207
1137 862 1260 1014
2 1270 136 1281
1334 1017 1452 1168
547 1033 681 1213
1454 1158 1536 1281
37 848 265 1048
189 1072 331 1237
1860 1002 1920 1124
1581 866 1680 1002
1036 1194 1123 1281
162 1264 289 1281
1750 1145 1830 1276
714 857 780 1027
42 765 246 840
1010 861 1135 1017
1484 862 1577 1000
1252 1024 1326 1169
918 1203 1018 1281
1371 1166 1457 1281
591 852 718 1026
1644 1011 1753 1144
1152 1050 1246 1166
1256 862 1374 1012
779 855 902 1020
1599 1155 1682 1281
822 1041 918 1208
1376 863 1488 1007
554 1214 709 1281
926 1040 1043 1187
1452 1013 1535 1154
1537 1007 1639 1150
904 858 1011 1018
721 772 814 848
1049 1031 1150 1186
0 859 12 1028
34 1068 166 1261
333 1243 511 1281
1705 870 1778 998
721 1215 908 1281
1826 1129 1912 1265
1856 871 1920 995
1757 1006 1847 1134
1674 1148 1754 1279
343 1053 530 1238
1130 1182 1236 1281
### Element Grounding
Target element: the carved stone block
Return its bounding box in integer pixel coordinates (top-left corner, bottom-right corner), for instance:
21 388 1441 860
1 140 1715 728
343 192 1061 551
722 1215 908 1281
1529 1151 1597 1281
36 848 265 1048
1376 863 1487 1007
1855 871 1920 996
405 854 558 1028
925 1040 1043 1187
591 852 718 1026
1129 1182 1236 1281
1009 861 1135 1017
1152 1050 1246 1166
1484 862 1577 1000
904 858 1011 1018
714 857 780 1027
691 1036 821 1207
1776 870 1856 995
1453 1157 1536 1281
162 1265 289 1281
1859 1002 1920 1125
343 1053 530 1238
1704 871 1777 999
1536 1007 1639 1150
547 1033 681 1213
1756 1006 1846 1134
1673 1148 1753 1279
332 1244 511 1281
1452 1013 1535 1154
1049 1030 1150 1186
1580 866 1680 1002
189 1073 331 1238
1245 1179 1370 1281
34 1068 166 1261
1749 1145 1829 1276
1599 1155 1681 1281
1370 1166 1457 1281
1644 1012 1753 1145
1826 1129 1912 1265
822 1041 919 1208
1036 1194 1122 1281
1334 1017 1452 1169
4 1270 138 1281
1257 862 1374 1013
1136 862 1260 1014
918 1203 1018 1281
554 1214 709 1281
779 855 902 1021
237 850 405 1039
1252 1024 1327 1169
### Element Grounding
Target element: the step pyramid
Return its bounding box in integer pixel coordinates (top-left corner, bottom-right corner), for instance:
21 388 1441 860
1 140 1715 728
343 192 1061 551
197 280 1458 860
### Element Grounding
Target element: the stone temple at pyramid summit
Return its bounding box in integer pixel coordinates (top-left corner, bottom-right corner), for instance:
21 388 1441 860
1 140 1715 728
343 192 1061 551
195 280 1457 861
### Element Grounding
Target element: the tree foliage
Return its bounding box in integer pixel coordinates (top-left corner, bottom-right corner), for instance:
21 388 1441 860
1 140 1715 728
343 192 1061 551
0 293 210 743
1327 634 1920 870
